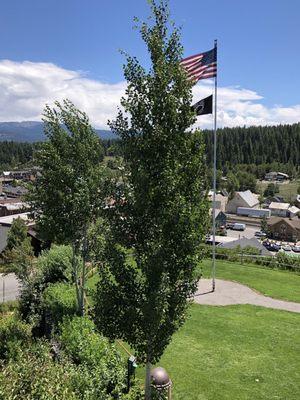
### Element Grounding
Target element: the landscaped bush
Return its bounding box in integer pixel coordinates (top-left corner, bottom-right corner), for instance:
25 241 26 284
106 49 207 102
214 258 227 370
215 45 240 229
37 245 73 285
0 300 18 314
41 283 78 331
59 316 126 397
0 340 77 400
0 314 31 361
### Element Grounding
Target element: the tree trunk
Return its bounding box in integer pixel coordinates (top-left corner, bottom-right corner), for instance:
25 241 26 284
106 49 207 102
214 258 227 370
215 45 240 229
145 360 152 400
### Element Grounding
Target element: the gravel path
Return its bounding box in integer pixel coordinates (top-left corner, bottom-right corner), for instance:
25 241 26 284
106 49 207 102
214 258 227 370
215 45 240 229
194 279 300 313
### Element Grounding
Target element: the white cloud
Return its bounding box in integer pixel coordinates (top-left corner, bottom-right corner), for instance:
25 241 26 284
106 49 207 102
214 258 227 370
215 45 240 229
0 59 299 129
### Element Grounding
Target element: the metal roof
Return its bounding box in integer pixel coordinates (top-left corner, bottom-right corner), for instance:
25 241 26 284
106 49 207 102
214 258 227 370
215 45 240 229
238 190 259 208
269 202 290 210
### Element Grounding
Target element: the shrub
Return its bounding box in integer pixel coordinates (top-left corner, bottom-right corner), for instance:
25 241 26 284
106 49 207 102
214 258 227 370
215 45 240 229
0 314 31 361
41 283 78 332
37 245 73 284
0 340 77 400
59 316 126 397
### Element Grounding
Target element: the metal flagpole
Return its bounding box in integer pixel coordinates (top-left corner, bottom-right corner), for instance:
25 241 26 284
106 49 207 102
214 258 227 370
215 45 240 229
212 39 217 292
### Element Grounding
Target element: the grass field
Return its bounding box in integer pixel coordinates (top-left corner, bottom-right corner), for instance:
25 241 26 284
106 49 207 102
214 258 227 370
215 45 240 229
257 179 300 202
88 261 300 399
149 304 300 400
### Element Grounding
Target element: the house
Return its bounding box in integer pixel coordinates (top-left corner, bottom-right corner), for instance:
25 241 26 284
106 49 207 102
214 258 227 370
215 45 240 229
288 206 300 218
226 190 259 214
0 202 28 217
208 191 228 212
215 210 227 228
264 171 289 181
2 185 28 198
267 217 300 242
269 202 290 217
218 237 272 256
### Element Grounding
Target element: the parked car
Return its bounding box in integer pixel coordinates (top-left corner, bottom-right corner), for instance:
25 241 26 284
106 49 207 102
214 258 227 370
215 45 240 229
254 231 267 238
226 223 234 230
282 245 292 252
292 246 300 253
232 223 246 231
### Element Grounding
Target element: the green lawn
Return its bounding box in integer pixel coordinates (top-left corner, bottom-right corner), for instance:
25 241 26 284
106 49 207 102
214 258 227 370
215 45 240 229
257 180 300 202
199 259 300 303
151 304 300 400
89 262 300 399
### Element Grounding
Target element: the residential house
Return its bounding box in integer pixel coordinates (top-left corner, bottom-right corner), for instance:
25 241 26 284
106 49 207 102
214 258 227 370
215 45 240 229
264 171 289 181
226 190 259 214
267 217 300 242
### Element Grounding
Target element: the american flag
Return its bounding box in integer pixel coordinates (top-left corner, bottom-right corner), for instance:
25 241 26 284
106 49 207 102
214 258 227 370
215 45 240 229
180 48 217 82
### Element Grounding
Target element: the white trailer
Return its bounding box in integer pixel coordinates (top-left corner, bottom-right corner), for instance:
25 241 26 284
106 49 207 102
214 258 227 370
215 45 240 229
237 207 271 218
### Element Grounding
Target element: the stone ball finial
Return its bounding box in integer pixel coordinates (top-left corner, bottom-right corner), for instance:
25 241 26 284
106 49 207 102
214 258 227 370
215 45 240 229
150 367 171 389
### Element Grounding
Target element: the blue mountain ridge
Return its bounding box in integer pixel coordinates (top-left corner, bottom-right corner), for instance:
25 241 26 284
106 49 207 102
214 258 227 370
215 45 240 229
0 121 117 142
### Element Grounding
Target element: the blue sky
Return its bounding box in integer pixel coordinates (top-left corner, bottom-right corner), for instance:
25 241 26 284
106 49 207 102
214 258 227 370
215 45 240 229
0 0 299 128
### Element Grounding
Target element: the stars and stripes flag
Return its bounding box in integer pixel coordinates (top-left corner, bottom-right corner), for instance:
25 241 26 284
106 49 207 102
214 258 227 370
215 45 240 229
180 47 217 83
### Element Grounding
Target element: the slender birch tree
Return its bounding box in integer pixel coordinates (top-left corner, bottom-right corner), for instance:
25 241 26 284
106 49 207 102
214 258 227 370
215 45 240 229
94 1 209 398
28 100 105 316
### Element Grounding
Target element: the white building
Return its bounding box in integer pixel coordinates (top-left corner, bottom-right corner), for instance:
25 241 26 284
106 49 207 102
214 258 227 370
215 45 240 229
269 202 290 217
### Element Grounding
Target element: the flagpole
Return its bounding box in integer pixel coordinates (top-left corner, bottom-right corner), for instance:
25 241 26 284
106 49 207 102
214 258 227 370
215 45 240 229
212 39 217 292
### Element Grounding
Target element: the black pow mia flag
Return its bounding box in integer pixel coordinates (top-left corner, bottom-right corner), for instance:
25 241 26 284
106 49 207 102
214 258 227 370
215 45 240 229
192 95 213 116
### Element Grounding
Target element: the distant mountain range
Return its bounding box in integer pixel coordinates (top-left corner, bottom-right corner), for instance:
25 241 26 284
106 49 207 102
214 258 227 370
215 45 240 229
0 121 117 142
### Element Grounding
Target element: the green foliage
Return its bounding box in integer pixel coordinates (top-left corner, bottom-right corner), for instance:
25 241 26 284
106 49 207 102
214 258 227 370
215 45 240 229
264 182 279 197
41 283 78 329
95 0 208 370
37 245 73 284
5 217 28 251
59 316 126 396
27 100 108 315
204 123 300 170
27 99 105 245
0 315 31 361
236 170 257 192
0 340 77 400
18 245 75 329
0 141 36 170
0 300 18 314
2 217 34 282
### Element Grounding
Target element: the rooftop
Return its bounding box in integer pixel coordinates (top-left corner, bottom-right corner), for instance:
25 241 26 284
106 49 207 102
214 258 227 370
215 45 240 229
0 212 34 227
237 190 259 208
269 202 290 210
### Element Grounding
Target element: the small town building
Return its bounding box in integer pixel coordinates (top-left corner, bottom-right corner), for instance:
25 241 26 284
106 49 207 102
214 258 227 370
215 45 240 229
2 185 28 198
226 190 259 214
264 171 289 181
267 217 300 242
237 207 271 218
0 202 28 217
215 210 227 228
288 206 300 218
269 202 290 217
208 191 228 212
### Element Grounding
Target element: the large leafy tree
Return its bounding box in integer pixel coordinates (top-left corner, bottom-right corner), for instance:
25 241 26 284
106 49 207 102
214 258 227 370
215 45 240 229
94 1 209 398
28 100 105 315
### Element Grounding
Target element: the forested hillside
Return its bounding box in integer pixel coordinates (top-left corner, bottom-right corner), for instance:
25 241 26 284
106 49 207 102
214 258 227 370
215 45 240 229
203 123 300 167
1 123 300 172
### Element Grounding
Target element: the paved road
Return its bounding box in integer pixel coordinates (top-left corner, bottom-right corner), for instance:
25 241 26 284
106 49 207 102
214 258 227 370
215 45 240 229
227 226 259 240
0 273 21 302
194 279 300 313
